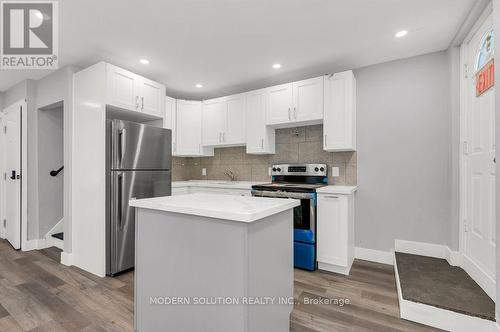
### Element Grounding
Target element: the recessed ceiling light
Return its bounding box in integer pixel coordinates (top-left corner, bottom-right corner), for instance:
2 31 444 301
195 84 203 88
272 63 281 69
395 30 408 38
139 58 149 65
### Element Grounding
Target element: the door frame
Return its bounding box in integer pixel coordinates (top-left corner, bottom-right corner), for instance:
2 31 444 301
0 99 28 250
459 4 495 299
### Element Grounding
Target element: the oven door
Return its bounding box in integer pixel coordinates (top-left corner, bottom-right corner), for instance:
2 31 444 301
251 190 316 232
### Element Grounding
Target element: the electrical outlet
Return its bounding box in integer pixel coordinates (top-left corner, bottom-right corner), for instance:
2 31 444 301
202 168 207 176
331 167 340 177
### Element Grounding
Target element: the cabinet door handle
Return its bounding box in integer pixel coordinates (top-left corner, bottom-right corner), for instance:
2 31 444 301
324 134 327 147
261 138 264 149
293 107 297 119
324 195 339 199
223 132 226 142
141 97 144 110
288 108 291 120
135 96 139 110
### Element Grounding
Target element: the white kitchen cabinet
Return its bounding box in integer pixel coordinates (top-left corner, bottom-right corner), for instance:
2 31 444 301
292 77 324 122
224 94 246 144
201 94 246 147
106 65 141 111
139 78 166 117
317 192 355 275
266 77 323 127
163 96 177 155
105 63 166 117
246 89 275 154
176 100 214 157
202 97 226 145
267 83 293 125
323 70 356 151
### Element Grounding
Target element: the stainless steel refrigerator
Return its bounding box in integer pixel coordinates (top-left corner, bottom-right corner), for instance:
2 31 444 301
106 119 172 276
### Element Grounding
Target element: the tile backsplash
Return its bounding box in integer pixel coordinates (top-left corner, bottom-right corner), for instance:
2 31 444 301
172 125 357 185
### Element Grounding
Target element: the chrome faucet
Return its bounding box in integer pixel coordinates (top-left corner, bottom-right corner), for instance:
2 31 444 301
224 170 237 181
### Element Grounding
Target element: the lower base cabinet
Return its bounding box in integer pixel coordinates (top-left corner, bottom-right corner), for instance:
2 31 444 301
317 192 355 275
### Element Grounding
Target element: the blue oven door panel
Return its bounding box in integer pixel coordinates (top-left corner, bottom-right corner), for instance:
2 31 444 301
294 229 316 271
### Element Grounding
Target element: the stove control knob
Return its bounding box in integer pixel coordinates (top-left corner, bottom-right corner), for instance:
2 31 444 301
277 168 281 172
320 167 325 172
314 167 319 172
272 168 277 172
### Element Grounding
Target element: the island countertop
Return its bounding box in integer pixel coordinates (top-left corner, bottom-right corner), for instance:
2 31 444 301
129 193 300 223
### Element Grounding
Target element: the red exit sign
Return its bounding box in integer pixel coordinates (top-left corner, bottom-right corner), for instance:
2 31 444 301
476 59 494 97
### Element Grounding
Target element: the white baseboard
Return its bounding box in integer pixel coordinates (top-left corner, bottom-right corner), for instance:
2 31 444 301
60 252 74 266
394 239 462 266
318 261 353 275
395 262 498 331
461 254 496 301
354 247 394 265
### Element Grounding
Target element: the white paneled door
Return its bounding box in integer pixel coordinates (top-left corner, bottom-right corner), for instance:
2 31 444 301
463 13 495 297
1 103 22 249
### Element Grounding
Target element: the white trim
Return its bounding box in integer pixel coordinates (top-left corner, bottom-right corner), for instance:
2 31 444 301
462 254 496 301
60 251 74 266
395 239 462 266
318 261 353 275
354 247 394 265
395 263 498 331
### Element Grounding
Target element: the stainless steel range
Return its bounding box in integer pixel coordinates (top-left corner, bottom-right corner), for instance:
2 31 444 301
251 164 328 270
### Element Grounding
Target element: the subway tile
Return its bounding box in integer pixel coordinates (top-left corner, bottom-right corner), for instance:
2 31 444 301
270 143 299 164
251 165 271 182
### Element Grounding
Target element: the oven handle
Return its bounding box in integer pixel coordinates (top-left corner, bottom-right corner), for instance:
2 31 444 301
251 190 315 200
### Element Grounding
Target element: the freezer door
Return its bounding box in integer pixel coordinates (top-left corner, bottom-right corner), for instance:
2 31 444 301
108 170 171 275
111 119 171 170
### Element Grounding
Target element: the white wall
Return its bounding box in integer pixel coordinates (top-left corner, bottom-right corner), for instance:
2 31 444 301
354 51 453 252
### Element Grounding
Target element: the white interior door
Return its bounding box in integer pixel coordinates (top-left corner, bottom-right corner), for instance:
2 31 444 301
2 103 22 249
463 14 495 295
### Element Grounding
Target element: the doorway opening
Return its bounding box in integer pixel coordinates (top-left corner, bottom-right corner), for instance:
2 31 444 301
38 101 64 250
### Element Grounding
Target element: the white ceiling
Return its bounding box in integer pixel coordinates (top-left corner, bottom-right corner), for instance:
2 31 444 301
0 0 477 99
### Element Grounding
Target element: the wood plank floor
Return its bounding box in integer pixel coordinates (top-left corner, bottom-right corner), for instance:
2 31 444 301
0 240 440 331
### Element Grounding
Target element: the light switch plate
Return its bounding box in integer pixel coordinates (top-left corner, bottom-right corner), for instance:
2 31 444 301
202 168 207 176
331 167 340 177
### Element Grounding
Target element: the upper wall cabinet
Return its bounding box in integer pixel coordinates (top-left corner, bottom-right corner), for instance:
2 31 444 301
201 94 246 147
163 96 177 155
176 100 214 157
266 76 323 127
246 89 275 154
323 71 356 152
106 64 166 117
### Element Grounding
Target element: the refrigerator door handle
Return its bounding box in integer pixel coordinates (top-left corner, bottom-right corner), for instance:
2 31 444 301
117 173 123 229
119 128 127 166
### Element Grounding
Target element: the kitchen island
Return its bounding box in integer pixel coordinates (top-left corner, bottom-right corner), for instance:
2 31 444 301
129 193 300 332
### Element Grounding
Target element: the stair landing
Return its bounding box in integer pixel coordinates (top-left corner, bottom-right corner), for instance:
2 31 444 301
395 252 495 321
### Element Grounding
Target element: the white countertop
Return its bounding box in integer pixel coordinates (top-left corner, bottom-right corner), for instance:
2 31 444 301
130 193 300 223
316 185 358 195
172 180 266 190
